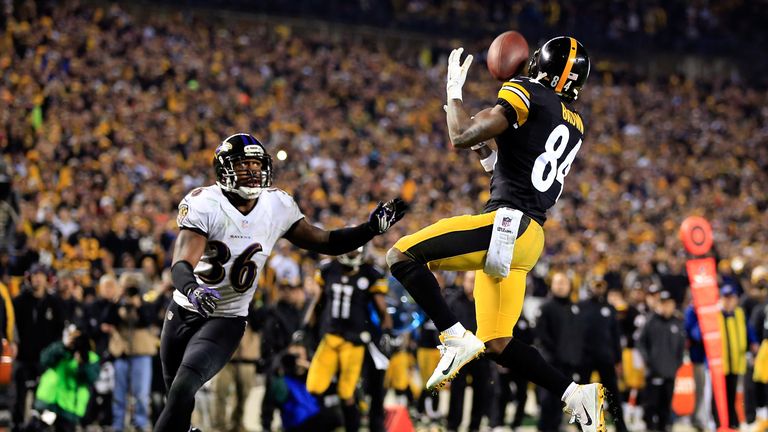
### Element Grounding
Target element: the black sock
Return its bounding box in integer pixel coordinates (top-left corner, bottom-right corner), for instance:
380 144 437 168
342 403 360 432
494 338 571 397
390 260 458 331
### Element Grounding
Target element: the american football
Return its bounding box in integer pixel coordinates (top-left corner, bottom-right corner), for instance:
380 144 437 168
487 31 530 81
2 1 763 432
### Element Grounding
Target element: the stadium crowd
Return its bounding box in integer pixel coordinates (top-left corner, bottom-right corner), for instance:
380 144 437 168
1 0 767 431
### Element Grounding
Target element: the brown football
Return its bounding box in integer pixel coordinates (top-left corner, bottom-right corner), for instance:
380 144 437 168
487 31 530 82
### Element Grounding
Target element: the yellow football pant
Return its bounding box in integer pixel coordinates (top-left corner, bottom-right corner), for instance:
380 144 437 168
416 347 441 386
393 210 544 342
306 333 365 400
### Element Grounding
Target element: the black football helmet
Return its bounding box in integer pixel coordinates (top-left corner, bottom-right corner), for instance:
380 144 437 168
214 133 273 199
527 36 590 102
338 246 365 269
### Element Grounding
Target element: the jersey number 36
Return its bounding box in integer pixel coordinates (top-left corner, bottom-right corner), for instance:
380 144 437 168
198 241 263 293
530 123 582 202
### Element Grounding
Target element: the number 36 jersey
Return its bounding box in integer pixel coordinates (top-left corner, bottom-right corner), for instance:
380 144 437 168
484 76 586 225
174 185 304 317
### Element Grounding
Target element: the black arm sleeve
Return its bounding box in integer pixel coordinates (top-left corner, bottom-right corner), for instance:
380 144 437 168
171 260 199 296
318 223 376 256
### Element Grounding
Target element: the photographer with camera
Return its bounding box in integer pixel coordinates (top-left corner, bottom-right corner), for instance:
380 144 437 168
29 325 99 432
101 274 157 432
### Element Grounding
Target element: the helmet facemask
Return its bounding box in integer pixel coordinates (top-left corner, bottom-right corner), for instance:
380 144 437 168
216 152 273 200
339 246 365 270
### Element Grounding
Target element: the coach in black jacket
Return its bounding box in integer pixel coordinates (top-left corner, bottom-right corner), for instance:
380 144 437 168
637 290 685 431
535 272 584 432
578 278 627 432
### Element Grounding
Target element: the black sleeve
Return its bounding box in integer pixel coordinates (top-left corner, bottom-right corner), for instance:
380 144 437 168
322 223 376 255
171 260 199 296
495 98 519 124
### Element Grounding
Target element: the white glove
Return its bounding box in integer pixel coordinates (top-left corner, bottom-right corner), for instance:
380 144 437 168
446 47 473 102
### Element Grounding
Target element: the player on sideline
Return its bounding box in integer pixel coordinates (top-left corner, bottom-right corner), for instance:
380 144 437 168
154 133 407 432
304 246 392 432
386 37 606 431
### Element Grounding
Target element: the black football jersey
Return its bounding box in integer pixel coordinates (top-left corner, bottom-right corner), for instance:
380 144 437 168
484 76 586 225
315 261 388 340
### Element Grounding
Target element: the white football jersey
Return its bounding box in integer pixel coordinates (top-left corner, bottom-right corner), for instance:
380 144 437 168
174 185 304 317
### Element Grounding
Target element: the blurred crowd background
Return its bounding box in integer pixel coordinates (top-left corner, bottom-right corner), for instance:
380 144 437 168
0 0 767 431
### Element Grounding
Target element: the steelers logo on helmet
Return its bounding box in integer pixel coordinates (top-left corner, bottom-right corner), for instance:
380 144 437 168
213 133 273 200
527 36 590 102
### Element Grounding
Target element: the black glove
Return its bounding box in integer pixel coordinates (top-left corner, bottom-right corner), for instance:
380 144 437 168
368 198 408 234
187 286 221 318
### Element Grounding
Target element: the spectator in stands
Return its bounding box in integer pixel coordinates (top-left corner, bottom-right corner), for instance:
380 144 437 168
637 290 685 432
12 264 65 431
0 160 19 251
535 271 585 432
101 274 157 432
445 272 491 432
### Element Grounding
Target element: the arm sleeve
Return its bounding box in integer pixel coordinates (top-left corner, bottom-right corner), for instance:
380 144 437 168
496 80 531 128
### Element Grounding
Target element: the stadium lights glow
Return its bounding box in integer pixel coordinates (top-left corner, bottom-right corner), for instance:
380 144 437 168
276 150 287 161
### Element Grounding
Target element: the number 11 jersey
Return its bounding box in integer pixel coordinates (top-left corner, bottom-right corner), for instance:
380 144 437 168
315 261 388 343
484 76 586 225
175 185 304 317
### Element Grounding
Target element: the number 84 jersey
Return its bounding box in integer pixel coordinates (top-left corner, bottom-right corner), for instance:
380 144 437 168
484 76 586 226
174 185 304 317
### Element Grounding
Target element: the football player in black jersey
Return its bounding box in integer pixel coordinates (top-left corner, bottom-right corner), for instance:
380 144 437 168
387 37 605 431
304 246 392 432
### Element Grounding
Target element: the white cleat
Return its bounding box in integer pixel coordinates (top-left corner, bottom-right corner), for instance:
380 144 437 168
563 383 606 432
425 330 485 391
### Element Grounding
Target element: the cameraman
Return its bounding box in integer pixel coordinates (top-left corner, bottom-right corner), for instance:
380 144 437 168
32 325 100 432
101 274 157 432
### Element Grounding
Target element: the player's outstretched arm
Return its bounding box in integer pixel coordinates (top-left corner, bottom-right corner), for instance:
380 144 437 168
447 104 508 149
171 229 221 318
284 198 408 255
444 47 509 149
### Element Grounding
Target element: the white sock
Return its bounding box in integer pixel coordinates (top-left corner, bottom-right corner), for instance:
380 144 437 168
442 322 466 337
758 407 768 419
561 381 579 402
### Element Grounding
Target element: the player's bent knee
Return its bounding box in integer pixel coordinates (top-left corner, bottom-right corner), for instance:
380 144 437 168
486 336 513 354
386 246 409 268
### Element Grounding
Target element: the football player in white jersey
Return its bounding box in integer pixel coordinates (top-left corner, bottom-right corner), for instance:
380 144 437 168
154 133 407 432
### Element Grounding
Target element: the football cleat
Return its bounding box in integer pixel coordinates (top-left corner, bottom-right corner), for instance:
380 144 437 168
563 383 606 432
425 330 485 391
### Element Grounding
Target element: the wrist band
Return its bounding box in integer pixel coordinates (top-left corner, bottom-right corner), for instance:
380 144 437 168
480 150 497 172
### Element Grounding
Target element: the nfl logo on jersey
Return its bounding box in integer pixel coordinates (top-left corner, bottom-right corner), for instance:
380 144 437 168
501 217 512 227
